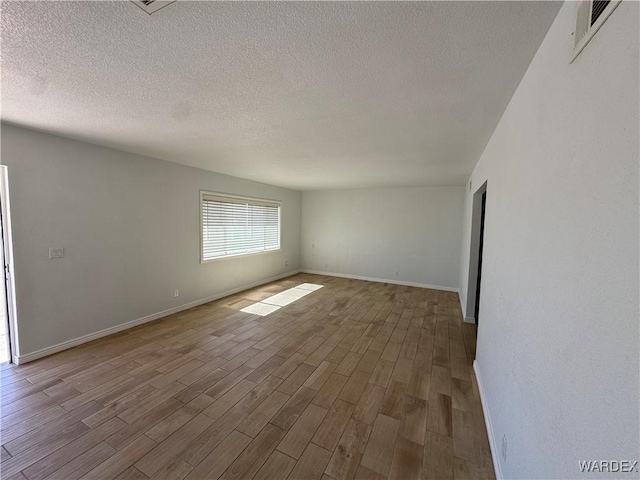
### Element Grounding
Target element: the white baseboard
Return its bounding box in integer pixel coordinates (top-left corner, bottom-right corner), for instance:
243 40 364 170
473 360 503 480
458 291 466 318
464 316 476 324
14 270 301 365
300 269 458 293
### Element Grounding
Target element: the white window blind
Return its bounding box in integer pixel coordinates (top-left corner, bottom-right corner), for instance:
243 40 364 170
201 193 281 261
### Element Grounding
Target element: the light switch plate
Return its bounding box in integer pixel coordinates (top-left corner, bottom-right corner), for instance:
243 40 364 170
49 247 64 259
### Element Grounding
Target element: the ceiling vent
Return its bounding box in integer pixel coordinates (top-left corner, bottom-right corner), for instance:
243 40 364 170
131 0 176 15
571 0 621 62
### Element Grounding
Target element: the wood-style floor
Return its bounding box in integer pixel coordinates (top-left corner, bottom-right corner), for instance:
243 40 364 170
0 274 495 480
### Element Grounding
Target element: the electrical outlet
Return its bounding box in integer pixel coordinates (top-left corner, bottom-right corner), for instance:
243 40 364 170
174 290 179 298
285 260 289 267
395 270 399 276
48 247 64 259
501 434 507 462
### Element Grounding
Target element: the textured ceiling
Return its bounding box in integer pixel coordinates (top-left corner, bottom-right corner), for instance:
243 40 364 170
1 1 560 190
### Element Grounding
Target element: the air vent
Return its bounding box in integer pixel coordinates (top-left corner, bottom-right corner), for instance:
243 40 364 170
590 1 610 25
131 0 176 15
571 0 621 63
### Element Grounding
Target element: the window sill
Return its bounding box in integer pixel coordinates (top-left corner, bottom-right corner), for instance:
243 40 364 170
200 248 281 264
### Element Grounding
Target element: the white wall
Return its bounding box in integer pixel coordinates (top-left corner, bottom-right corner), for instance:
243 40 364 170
459 2 639 478
302 187 464 290
0 124 301 360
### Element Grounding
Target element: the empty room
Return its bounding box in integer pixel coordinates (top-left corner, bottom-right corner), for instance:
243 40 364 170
0 1 638 479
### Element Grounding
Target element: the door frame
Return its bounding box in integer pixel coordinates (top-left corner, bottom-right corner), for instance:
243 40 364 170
0 166 19 364
465 181 488 324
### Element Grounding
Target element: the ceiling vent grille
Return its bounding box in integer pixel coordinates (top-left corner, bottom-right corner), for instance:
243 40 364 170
131 0 176 15
571 0 621 62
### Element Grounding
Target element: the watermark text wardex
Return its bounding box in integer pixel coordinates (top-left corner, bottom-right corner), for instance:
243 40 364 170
579 461 638 473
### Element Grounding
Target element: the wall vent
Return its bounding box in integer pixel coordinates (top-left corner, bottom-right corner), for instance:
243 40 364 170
571 0 621 62
131 0 176 15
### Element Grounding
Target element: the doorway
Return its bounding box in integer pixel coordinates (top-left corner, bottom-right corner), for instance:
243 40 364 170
0 166 16 364
465 181 487 330
474 190 487 327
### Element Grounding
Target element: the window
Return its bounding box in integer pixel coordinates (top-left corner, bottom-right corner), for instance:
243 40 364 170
201 192 281 262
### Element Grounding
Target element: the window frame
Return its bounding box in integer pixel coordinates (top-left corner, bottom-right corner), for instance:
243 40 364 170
199 190 282 264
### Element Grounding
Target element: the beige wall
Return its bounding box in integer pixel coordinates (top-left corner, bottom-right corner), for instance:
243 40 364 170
1 124 302 360
458 2 639 477
302 187 464 290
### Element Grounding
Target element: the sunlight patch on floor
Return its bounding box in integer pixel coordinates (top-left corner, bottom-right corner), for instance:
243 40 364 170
240 302 282 316
240 283 324 317
295 283 324 292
